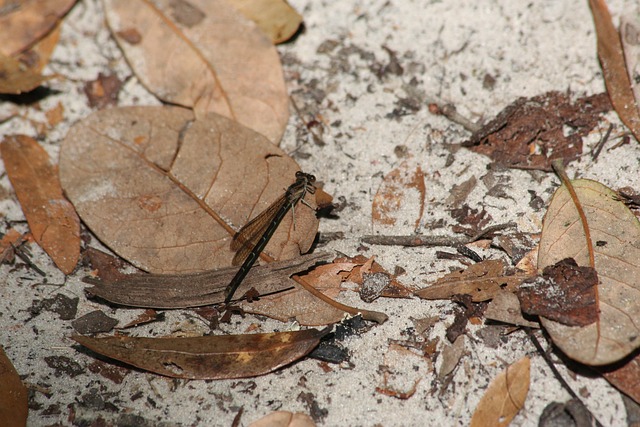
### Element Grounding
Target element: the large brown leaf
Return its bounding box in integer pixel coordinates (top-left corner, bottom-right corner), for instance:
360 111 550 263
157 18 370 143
59 106 318 274
1 135 81 274
538 179 640 365
104 0 289 143
0 0 75 57
73 328 329 379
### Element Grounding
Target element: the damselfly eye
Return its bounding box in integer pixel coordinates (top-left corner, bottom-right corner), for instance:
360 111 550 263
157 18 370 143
307 174 316 183
295 171 304 178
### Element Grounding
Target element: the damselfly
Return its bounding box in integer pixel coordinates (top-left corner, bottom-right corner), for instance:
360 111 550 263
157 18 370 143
224 171 316 303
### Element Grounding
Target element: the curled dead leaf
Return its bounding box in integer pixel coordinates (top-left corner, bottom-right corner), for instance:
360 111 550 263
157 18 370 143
73 328 329 379
415 259 528 302
59 106 317 274
538 179 640 365
104 0 289 142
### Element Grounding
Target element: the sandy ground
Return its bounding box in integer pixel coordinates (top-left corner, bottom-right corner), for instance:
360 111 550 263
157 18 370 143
1 0 638 425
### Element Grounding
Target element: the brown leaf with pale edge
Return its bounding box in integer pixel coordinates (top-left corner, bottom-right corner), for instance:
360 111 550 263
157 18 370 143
415 259 528 302
228 0 303 44
59 106 318 274
72 328 329 379
372 161 425 231
249 411 316 427
104 0 289 143
470 356 530 427
0 0 75 57
590 0 640 142
1 135 80 274
0 346 28 427
538 179 640 365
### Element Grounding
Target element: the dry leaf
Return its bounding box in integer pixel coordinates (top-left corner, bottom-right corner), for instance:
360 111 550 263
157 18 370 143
228 0 303 44
86 252 331 309
470 356 530 427
0 51 50 94
372 161 425 231
415 259 528 302
376 343 431 399
462 92 610 171
621 9 640 108
590 0 640 142
518 258 598 327
249 411 316 427
538 179 640 365
1 135 80 274
73 328 329 379
0 0 75 57
59 106 318 274
104 0 289 143
15 22 61 74
438 335 465 378
239 256 410 325
0 346 28 427
599 353 640 405
484 291 539 328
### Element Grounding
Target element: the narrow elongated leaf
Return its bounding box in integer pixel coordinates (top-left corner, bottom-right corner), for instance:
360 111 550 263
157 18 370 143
539 179 640 365
1 135 80 274
73 328 329 379
59 106 318 274
590 0 640 142
104 0 289 143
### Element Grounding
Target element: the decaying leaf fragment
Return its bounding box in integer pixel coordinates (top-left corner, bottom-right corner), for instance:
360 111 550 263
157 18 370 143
73 327 329 379
59 106 318 274
462 92 610 171
104 0 289 142
415 259 528 302
0 347 28 427
484 291 539 328
590 0 640 142
1 135 81 274
470 356 530 427
518 258 598 327
238 255 408 325
599 353 640 405
228 0 303 44
372 161 426 232
538 179 640 365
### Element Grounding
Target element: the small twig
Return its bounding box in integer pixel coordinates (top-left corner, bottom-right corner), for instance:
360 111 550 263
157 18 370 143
290 96 327 147
362 222 516 247
12 242 46 276
428 101 482 133
591 124 613 161
524 328 603 427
